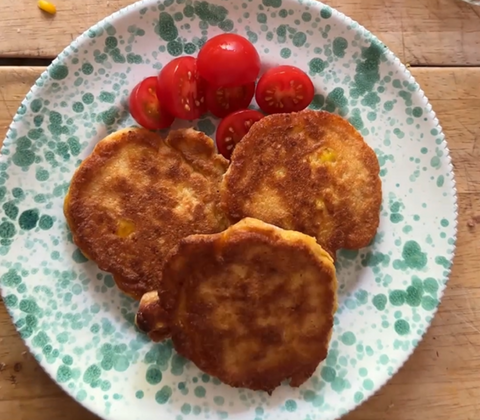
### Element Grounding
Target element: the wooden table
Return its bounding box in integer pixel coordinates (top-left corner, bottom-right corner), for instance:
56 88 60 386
1 1 479 419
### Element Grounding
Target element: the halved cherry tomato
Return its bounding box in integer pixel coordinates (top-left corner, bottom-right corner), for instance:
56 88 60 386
129 77 174 130
216 109 264 159
205 82 255 118
197 34 261 88
156 56 207 120
255 65 315 114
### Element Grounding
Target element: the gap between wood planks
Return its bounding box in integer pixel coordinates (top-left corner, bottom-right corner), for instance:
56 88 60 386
0 58 53 67
1 58 480 69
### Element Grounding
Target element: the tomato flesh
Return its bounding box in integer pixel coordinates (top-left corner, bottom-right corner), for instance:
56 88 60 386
216 109 264 159
255 65 315 114
129 77 174 130
156 56 207 120
197 34 261 88
206 82 255 118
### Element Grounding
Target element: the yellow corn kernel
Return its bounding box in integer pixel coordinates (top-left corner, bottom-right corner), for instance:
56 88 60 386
117 220 135 238
315 199 325 210
308 148 337 167
38 0 56 15
319 148 337 163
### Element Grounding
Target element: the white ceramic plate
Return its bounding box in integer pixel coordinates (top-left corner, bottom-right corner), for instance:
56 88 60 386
0 1 457 419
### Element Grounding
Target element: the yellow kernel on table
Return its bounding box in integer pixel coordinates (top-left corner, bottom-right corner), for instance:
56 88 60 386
38 0 57 14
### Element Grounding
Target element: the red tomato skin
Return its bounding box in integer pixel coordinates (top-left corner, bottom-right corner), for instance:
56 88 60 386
255 65 315 114
197 34 261 88
129 77 174 130
205 82 255 118
216 109 264 159
156 56 207 120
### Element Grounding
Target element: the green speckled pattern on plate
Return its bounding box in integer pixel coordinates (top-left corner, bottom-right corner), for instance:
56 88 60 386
0 0 457 419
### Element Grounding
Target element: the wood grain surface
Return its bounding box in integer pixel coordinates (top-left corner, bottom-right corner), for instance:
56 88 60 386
1 0 480 65
0 65 479 420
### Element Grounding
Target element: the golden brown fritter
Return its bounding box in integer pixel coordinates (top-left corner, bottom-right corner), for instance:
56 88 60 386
159 217 337 393
221 110 382 254
135 291 170 342
64 127 229 300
